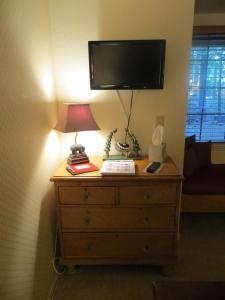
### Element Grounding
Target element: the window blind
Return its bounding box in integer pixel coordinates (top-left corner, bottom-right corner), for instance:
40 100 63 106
186 35 225 142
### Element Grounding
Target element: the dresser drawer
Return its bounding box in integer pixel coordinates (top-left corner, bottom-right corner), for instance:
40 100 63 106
58 187 115 205
62 232 175 258
60 206 175 231
120 184 177 205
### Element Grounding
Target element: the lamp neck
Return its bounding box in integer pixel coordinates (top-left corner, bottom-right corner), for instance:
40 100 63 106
75 132 78 145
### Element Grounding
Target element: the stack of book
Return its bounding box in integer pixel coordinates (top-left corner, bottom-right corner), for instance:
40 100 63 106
67 152 89 165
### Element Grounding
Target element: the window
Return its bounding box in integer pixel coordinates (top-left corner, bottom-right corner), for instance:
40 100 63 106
186 29 225 142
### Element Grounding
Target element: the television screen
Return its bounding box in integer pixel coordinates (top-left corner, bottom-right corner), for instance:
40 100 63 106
88 40 166 90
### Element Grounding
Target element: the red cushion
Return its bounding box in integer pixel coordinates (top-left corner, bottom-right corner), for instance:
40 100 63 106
183 165 225 195
183 147 199 179
194 141 211 168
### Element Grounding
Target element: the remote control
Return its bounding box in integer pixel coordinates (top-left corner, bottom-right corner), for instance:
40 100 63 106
146 162 162 173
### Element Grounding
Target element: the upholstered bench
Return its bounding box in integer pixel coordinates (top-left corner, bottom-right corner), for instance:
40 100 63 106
182 136 225 212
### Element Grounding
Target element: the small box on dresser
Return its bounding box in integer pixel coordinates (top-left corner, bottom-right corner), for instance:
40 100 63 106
50 157 182 268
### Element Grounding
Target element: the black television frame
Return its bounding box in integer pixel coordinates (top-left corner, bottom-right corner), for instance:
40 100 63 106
88 39 166 90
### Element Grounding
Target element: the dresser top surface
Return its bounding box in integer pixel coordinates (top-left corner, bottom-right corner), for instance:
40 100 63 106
50 157 182 182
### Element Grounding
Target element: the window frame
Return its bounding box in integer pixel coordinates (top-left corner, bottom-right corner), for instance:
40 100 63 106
186 26 225 144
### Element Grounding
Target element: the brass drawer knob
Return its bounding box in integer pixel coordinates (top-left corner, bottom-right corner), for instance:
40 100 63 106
84 216 91 224
83 191 90 201
144 193 150 200
144 216 150 224
85 243 92 251
143 244 150 253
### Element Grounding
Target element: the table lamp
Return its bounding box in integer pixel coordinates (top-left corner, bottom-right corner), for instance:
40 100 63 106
54 103 100 164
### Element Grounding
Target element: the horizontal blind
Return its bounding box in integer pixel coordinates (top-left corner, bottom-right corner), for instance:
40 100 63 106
186 35 225 142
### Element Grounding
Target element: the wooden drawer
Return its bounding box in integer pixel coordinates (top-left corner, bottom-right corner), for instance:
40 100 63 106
62 232 175 258
120 184 177 205
58 186 115 205
60 206 175 231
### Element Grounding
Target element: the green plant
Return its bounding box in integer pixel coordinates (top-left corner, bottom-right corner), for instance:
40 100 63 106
104 128 118 156
126 129 141 156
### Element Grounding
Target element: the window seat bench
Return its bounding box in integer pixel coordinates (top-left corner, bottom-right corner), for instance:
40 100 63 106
181 136 225 213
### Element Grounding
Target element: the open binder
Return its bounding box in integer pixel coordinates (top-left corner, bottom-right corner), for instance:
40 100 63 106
100 160 135 175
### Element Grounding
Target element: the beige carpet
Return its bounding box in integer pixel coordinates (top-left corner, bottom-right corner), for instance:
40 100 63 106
53 214 225 300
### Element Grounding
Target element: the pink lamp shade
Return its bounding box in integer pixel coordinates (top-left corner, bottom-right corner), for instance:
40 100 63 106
54 103 100 133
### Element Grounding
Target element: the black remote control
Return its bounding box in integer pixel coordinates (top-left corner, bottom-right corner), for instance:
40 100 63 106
146 162 162 173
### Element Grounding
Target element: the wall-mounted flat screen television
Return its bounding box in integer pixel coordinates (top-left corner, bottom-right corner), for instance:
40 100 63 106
88 39 166 90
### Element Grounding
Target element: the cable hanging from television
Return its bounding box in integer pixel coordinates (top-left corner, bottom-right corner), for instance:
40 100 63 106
125 90 134 144
116 90 134 152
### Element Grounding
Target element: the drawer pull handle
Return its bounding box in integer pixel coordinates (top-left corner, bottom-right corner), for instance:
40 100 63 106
144 193 150 200
143 245 150 253
86 243 92 251
144 217 150 224
84 217 91 224
83 192 90 201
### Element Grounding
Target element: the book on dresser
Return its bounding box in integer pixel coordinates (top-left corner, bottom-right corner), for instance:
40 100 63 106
67 152 89 165
66 162 99 175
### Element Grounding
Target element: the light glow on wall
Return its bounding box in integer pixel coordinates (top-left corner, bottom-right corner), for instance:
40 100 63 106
61 130 104 158
40 70 54 98
79 131 104 155
60 67 99 100
42 130 61 160
28 47 55 99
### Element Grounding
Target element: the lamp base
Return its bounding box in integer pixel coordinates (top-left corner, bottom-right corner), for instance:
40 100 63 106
67 152 89 165
67 143 89 165
70 143 85 155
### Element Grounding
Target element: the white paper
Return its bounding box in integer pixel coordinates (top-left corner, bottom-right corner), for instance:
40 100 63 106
100 160 135 175
152 125 164 145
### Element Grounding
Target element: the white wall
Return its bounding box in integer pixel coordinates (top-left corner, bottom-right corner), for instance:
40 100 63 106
0 1 60 299
50 0 195 170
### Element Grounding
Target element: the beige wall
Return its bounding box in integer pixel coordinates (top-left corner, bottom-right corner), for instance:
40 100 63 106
50 0 195 170
0 1 195 298
0 1 59 299
194 13 225 26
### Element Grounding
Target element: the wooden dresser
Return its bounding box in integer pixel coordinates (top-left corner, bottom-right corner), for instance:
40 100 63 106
50 157 182 268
